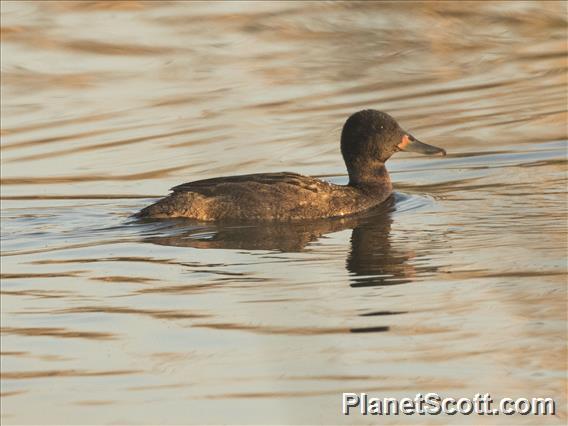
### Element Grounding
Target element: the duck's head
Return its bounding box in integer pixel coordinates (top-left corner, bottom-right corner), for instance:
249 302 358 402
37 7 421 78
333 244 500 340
341 109 445 185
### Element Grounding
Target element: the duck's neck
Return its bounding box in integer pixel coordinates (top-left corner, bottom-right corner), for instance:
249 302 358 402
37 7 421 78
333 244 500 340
347 160 392 196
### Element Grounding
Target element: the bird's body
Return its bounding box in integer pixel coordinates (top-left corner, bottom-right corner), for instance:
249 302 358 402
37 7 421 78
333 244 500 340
137 171 392 221
136 110 445 222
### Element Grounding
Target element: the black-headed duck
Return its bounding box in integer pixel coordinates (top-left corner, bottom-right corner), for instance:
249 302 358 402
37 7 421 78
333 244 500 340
136 109 446 221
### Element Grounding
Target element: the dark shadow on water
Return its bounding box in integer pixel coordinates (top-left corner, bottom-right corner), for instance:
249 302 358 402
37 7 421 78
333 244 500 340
135 194 419 289
345 206 414 289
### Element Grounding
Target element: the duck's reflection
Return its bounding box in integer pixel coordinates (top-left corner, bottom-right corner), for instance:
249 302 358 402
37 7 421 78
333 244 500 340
346 214 414 288
139 196 413 288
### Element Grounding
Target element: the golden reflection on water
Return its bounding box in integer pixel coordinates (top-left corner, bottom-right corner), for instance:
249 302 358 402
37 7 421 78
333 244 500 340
1 1 567 424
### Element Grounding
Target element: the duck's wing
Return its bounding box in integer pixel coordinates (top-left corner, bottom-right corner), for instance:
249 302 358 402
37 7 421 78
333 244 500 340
170 172 313 195
137 172 362 221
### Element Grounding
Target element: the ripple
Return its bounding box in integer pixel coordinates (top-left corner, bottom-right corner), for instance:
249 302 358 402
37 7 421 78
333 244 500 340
3 369 140 380
1 327 117 341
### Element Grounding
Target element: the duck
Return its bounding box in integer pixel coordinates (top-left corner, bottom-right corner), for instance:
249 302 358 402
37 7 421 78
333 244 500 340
136 109 446 221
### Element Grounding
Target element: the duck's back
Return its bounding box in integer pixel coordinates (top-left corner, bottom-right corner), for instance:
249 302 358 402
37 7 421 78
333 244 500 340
136 172 388 221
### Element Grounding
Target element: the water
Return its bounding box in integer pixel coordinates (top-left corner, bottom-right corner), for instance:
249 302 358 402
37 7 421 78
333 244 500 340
1 1 566 424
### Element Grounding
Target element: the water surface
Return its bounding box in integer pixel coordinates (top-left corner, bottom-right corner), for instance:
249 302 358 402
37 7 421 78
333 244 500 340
1 1 567 424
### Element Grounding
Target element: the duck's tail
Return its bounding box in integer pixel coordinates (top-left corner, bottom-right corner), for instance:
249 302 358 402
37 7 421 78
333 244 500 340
134 192 200 219
134 196 174 219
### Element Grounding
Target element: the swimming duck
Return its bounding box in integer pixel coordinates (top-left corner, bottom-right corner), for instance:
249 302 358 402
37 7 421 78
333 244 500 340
136 109 445 221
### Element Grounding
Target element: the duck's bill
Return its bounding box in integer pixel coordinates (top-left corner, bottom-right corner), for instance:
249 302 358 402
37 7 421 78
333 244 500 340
399 134 446 156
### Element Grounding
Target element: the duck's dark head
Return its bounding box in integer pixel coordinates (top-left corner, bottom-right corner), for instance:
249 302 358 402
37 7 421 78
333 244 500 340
340 109 445 186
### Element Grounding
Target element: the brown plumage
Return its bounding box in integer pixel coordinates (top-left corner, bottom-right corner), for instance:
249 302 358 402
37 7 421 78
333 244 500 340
136 110 445 221
137 172 390 220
